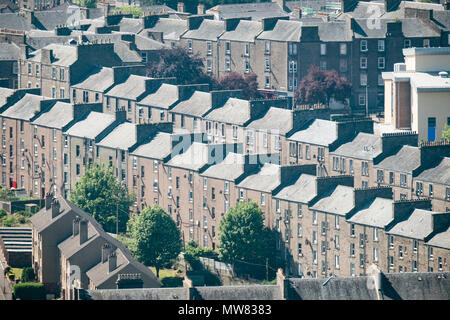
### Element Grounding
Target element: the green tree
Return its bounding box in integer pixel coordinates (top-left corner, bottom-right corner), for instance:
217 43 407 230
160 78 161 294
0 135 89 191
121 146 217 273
127 205 182 278
218 201 266 264
442 125 450 140
69 163 135 233
75 0 97 8
0 187 19 201
21 267 35 283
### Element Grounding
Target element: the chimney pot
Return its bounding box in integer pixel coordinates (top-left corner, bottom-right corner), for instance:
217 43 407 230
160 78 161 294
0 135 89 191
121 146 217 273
45 193 53 210
73 216 81 237
102 243 111 263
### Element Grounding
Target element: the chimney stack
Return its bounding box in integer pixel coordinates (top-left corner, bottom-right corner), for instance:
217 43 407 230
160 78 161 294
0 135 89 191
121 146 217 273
45 192 53 210
51 200 60 219
79 219 88 245
109 251 117 272
177 2 185 13
102 243 111 263
73 216 81 237
292 7 302 19
197 4 205 15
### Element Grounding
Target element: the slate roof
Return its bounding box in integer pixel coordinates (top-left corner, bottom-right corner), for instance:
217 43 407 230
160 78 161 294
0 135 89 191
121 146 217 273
28 43 78 67
71 66 115 92
130 132 173 160
171 91 212 117
246 107 292 134
64 112 116 139
106 74 151 100
0 42 20 60
119 17 144 33
201 152 246 181
0 87 14 106
57 220 100 259
207 2 287 21
0 13 32 31
432 10 450 32
374 145 420 173
166 142 210 171
257 20 302 42
138 83 179 109
288 119 338 146
111 40 142 63
33 9 81 30
310 185 355 216
138 18 187 41
273 173 316 203
427 225 450 250
32 102 74 129
1 94 47 121
237 163 281 193
203 98 251 125
347 197 394 228
317 21 353 42
97 122 137 150
337 1 385 20
134 33 168 50
332 132 382 160
415 157 450 185
220 20 262 42
183 19 225 41
386 209 443 240
352 18 441 39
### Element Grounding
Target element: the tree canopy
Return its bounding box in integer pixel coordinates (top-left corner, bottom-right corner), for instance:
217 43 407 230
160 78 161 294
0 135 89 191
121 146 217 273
215 72 262 100
442 125 450 141
74 0 97 9
69 163 135 233
294 65 352 106
127 205 182 278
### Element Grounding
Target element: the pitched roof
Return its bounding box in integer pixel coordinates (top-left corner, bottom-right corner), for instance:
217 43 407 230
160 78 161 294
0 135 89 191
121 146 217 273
246 107 292 134
1 94 47 121
166 142 210 171
374 145 420 173
332 132 382 160
310 185 355 216
257 20 302 42
64 112 116 139
288 119 337 146
105 75 151 100
28 44 78 67
96 122 137 150
415 157 450 185
171 91 212 116
347 197 394 228
203 98 251 125
0 42 20 60
71 66 115 92
130 132 173 160
207 2 287 21
0 13 31 31
33 9 81 30
139 18 187 41
0 87 14 106
138 83 179 109
183 19 225 41
201 152 246 181
387 209 442 240
237 163 281 193
220 20 262 42
32 102 74 129
273 173 316 203
427 225 450 250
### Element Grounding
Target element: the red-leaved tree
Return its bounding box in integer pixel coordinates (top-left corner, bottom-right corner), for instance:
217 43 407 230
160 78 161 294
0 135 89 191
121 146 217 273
294 66 352 106
215 72 262 100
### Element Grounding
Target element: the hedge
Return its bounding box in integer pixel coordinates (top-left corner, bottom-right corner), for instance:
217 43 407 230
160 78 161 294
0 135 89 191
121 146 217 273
13 282 46 300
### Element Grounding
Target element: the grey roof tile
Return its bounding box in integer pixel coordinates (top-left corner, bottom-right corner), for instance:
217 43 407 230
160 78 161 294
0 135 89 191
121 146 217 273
237 163 281 193
64 111 116 139
71 66 115 92
427 225 450 250
1 94 48 121
138 83 179 109
310 185 355 216
0 42 20 60
332 132 382 160
32 101 74 129
138 18 187 41
204 98 251 125
257 20 302 42
130 132 172 160
347 197 394 228
219 20 262 42
171 91 212 117
246 107 292 134
106 74 151 100
273 173 317 203
374 145 420 173
288 119 338 146
207 2 287 21
183 19 225 41
97 122 137 150
387 209 441 240
415 157 450 186
201 152 246 181
28 43 78 67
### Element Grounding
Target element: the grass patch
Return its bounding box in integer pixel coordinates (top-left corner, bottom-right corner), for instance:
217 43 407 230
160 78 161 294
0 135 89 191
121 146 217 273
149 267 183 287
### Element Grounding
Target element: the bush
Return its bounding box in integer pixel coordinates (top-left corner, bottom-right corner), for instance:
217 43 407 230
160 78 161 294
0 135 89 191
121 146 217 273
2 216 17 227
16 210 34 218
161 277 183 288
0 209 6 219
21 267 35 283
183 241 219 271
13 282 46 300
